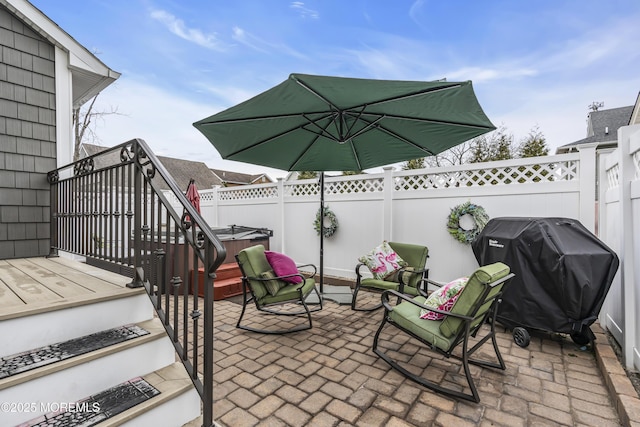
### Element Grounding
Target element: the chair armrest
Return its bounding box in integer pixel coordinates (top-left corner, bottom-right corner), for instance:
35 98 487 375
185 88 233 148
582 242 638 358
355 262 368 278
296 263 317 277
380 289 473 322
422 278 446 288
246 272 306 284
397 266 429 286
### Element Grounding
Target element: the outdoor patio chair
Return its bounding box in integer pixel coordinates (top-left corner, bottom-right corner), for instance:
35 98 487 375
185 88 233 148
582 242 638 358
235 244 322 334
372 262 514 402
352 242 429 311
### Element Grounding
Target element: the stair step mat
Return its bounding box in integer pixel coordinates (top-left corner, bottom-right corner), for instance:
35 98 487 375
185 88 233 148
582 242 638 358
0 325 149 380
19 376 160 426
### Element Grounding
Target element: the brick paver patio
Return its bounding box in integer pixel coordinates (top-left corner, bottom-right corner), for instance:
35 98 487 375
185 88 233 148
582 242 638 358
200 290 634 427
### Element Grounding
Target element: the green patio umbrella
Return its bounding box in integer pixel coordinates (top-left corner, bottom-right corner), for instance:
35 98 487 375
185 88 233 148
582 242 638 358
194 73 495 297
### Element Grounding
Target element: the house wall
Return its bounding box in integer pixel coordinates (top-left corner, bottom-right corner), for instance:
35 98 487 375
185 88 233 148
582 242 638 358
0 5 56 258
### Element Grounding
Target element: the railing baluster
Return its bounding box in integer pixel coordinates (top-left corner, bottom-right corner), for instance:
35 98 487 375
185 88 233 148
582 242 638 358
47 139 225 427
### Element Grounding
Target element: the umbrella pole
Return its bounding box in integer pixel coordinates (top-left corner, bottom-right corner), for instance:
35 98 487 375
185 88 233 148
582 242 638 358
319 172 324 293
315 173 351 305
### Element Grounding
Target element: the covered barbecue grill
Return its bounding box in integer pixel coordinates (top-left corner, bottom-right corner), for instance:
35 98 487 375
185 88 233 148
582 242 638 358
472 217 619 346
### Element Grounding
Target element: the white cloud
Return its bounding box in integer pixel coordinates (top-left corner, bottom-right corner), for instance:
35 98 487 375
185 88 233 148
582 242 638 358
231 26 308 59
444 66 538 83
150 9 225 51
290 2 319 19
90 77 289 179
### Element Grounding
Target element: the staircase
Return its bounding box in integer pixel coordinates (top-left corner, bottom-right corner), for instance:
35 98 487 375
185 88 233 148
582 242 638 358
0 256 201 427
191 263 243 301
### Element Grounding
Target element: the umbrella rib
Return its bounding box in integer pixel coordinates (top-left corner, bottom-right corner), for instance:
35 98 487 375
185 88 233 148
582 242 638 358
225 123 305 157
290 117 335 171
345 83 465 111
291 74 464 113
344 111 495 131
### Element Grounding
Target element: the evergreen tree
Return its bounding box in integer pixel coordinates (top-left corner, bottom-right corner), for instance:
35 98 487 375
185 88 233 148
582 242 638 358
297 171 318 180
401 158 426 170
469 126 515 163
518 125 549 158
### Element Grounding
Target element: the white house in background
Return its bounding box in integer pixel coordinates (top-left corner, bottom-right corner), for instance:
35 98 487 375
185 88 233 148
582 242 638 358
556 93 640 154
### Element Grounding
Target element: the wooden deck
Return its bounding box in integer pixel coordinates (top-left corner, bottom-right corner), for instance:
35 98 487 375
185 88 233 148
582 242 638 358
0 256 144 321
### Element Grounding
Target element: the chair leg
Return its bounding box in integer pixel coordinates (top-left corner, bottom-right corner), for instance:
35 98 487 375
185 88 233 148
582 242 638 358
373 317 482 403
351 281 383 311
464 311 506 371
236 283 320 335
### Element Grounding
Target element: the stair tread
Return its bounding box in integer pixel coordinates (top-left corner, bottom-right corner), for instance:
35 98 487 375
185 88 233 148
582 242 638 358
100 363 194 427
19 362 193 427
214 277 242 286
0 318 164 391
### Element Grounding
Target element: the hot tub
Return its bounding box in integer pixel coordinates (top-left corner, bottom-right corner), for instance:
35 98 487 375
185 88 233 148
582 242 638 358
211 225 273 263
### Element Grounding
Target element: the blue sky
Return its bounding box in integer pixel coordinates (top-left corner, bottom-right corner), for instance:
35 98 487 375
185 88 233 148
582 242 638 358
31 0 640 178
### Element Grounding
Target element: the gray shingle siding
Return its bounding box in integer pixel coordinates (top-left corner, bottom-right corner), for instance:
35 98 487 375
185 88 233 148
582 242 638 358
1 5 55 259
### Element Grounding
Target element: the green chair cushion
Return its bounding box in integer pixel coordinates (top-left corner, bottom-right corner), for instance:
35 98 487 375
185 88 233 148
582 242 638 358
440 262 510 338
261 278 316 305
389 296 456 351
389 242 429 288
236 245 273 300
361 278 420 296
260 270 283 296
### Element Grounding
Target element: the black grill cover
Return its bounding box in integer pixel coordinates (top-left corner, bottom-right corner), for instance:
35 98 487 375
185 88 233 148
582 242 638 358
472 217 619 335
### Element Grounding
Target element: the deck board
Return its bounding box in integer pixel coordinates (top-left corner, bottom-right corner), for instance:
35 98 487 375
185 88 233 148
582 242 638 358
0 257 144 320
0 260 63 304
6 258 95 299
0 280 25 308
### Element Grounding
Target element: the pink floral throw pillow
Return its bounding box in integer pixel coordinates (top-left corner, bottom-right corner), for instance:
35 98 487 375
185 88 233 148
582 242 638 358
420 277 468 320
265 251 302 284
358 241 408 280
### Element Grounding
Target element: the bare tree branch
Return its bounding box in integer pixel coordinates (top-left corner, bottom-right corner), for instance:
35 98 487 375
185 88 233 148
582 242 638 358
72 93 123 161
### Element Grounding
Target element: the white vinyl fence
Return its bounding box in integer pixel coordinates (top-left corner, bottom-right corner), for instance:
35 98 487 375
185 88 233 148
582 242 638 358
199 147 597 283
599 124 640 371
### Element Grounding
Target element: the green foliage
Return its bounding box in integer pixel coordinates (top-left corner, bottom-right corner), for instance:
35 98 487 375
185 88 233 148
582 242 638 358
313 206 338 237
518 125 549 158
446 201 489 244
469 125 515 163
297 171 318 180
342 170 363 176
401 158 426 170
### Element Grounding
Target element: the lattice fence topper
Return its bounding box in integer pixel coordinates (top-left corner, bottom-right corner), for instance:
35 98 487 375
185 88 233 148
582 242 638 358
325 177 384 194
196 190 214 202
395 160 579 191
607 164 620 190
218 185 278 201
634 149 640 180
284 177 385 197
285 182 319 197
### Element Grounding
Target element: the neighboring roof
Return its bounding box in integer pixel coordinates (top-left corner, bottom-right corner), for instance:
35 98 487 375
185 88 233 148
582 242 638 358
557 105 633 153
210 168 273 185
81 144 223 190
630 92 640 126
157 156 222 190
1 0 120 107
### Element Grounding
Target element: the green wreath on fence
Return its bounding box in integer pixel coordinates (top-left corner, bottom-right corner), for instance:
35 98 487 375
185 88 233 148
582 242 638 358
447 201 489 244
314 206 338 238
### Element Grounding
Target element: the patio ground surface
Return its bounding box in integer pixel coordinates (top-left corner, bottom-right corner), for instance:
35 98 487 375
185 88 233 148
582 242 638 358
194 289 640 427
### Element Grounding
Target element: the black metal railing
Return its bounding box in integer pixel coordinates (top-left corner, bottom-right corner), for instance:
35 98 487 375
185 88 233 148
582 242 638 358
47 138 225 427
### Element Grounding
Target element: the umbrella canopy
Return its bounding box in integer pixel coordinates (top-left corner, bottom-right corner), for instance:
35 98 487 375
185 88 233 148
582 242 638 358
194 73 496 299
193 73 495 172
186 179 201 213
